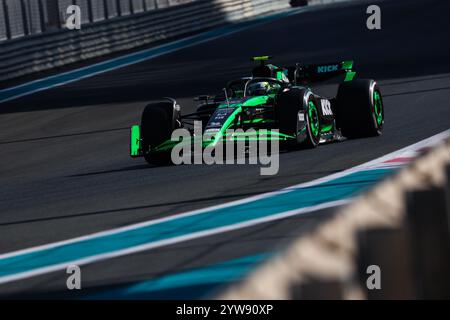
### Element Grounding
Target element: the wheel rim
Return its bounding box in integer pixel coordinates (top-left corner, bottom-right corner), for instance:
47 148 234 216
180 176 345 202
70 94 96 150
308 101 320 137
373 90 383 126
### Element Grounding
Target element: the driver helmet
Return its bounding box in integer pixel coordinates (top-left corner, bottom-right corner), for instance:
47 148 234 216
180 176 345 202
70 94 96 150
247 81 270 96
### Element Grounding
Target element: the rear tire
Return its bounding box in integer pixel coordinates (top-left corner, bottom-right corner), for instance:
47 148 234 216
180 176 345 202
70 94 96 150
336 79 384 138
141 101 179 165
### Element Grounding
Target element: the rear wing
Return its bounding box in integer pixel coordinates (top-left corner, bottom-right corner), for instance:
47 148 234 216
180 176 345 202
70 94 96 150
288 60 356 84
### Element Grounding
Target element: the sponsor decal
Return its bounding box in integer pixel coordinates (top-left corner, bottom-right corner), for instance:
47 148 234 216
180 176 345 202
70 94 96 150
321 99 333 116
298 112 305 121
317 64 339 73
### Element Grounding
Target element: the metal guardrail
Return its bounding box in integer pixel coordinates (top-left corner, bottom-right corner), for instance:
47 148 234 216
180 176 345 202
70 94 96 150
0 0 194 41
0 0 290 83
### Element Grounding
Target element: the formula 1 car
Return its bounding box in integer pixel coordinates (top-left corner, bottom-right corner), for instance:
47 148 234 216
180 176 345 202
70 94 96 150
130 56 384 164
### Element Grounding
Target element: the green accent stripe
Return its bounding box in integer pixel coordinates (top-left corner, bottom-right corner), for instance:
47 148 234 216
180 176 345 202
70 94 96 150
320 124 333 133
345 71 356 82
342 60 354 70
374 90 383 126
252 56 271 61
130 125 141 157
308 101 319 137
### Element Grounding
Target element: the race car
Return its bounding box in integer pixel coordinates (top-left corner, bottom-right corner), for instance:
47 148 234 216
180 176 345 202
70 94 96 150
130 56 384 165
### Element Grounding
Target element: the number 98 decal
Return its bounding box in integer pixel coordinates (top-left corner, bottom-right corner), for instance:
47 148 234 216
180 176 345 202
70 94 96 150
321 99 333 116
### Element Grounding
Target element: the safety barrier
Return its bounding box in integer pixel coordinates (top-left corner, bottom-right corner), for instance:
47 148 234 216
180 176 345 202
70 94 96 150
0 0 195 41
0 0 290 83
219 136 450 299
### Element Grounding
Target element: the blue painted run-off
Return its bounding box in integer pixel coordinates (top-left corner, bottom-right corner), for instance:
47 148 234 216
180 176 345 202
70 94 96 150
84 253 271 300
0 168 392 280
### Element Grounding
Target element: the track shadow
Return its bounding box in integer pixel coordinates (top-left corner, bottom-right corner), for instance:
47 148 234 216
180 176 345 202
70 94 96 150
0 127 129 145
68 164 153 177
1 282 224 300
0 167 343 227
0 191 265 227
383 85 450 97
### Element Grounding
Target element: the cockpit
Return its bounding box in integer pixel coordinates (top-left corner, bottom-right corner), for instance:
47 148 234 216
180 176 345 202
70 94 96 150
225 77 284 99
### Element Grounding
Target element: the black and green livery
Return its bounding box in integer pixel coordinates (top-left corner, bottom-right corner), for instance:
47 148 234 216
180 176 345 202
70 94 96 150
130 56 384 164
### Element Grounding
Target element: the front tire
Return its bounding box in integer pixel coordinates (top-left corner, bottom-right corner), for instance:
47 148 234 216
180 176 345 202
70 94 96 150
277 88 320 149
336 79 384 138
141 101 179 165
303 99 321 148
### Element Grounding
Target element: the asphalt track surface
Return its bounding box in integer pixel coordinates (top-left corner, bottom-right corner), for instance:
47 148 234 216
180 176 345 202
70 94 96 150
0 0 450 298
